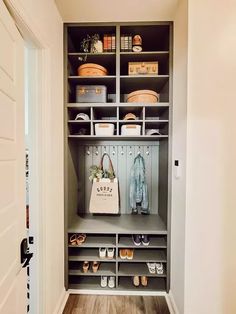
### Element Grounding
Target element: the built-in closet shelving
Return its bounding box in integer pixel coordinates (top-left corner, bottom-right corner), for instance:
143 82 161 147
64 22 172 293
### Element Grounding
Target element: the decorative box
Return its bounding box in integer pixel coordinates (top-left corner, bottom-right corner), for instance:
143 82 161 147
121 124 141 136
76 85 107 103
95 123 115 136
128 62 158 75
127 90 160 103
77 63 108 76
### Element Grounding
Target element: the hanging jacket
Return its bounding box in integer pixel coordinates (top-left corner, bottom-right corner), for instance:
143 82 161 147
129 154 149 213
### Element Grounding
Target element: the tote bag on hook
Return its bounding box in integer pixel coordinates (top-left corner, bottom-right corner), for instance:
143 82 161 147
89 153 119 214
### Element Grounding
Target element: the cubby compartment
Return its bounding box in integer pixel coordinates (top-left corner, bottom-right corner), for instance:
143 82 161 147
68 233 116 247
68 261 116 276
92 106 117 121
145 106 169 120
118 263 166 277
145 122 169 136
118 276 166 291
118 248 167 262
120 25 170 52
68 121 91 136
67 106 91 121
68 247 116 262
118 106 144 121
118 234 167 248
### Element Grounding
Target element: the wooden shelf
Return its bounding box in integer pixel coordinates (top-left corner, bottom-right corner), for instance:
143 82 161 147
118 263 166 277
67 102 170 108
68 248 116 262
68 214 167 234
118 249 167 263
117 277 166 291
118 236 167 249
68 277 115 291
120 51 169 55
68 235 116 248
69 263 116 276
68 135 168 140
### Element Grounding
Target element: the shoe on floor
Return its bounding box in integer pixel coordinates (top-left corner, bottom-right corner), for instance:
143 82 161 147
107 248 115 259
108 276 115 288
141 234 150 246
132 234 142 246
101 276 108 288
132 276 140 287
119 249 127 259
126 249 134 260
141 276 148 287
147 262 156 274
99 248 106 259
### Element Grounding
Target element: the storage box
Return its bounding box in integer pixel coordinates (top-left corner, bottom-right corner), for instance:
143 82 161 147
95 123 114 136
128 62 158 75
121 124 141 136
78 63 108 76
76 85 107 103
127 90 159 103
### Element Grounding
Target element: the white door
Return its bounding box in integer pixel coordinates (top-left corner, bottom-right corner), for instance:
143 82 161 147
0 1 27 313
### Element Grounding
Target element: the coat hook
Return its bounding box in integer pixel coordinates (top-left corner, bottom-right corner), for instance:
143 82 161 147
121 146 124 155
86 147 90 155
129 146 132 155
95 146 99 155
104 146 107 153
112 146 115 156
146 146 150 155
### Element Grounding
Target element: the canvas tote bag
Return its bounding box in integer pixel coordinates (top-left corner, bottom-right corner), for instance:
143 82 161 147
89 153 119 214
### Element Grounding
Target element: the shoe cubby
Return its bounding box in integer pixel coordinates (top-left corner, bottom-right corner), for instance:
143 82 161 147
118 263 166 277
117 277 166 291
65 22 172 293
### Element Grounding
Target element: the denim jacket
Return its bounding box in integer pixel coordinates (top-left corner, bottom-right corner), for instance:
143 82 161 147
129 154 149 214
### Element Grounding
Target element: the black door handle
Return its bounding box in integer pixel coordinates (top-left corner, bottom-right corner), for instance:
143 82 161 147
20 238 33 268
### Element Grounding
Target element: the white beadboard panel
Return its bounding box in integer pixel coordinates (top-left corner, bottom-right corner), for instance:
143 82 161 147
0 91 15 141
0 204 15 238
0 19 14 80
0 161 16 210
77 142 159 214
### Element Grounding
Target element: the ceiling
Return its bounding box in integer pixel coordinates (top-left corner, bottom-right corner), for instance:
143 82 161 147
55 0 179 22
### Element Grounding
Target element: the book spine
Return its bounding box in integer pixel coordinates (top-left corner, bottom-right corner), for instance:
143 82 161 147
103 34 107 52
112 34 116 52
108 35 112 52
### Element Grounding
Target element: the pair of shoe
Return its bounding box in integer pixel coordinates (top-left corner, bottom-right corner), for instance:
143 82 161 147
99 248 115 259
101 276 115 288
69 233 86 246
82 261 100 273
119 249 134 260
132 234 150 246
147 262 164 275
133 276 148 287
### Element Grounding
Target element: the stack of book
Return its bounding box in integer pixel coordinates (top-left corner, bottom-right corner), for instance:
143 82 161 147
103 34 116 52
120 34 132 52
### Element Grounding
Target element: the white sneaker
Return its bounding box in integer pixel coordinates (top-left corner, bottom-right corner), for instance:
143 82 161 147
147 262 156 274
107 248 115 259
108 276 115 288
101 276 108 288
99 248 106 259
156 262 164 274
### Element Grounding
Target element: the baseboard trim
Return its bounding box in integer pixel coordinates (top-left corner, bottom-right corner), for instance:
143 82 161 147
68 289 167 296
53 289 69 314
166 290 179 314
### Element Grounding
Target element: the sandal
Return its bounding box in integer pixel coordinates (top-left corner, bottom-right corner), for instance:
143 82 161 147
69 234 78 246
76 234 86 245
147 262 156 274
82 261 89 273
92 261 100 273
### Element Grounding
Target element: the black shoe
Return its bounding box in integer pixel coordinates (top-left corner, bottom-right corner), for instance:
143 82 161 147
131 208 138 214
141 234 150 246
132 234 142 246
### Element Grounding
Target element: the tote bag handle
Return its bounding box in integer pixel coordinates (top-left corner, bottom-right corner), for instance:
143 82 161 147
99 153 115 177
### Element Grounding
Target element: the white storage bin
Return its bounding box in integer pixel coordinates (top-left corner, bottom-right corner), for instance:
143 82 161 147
121 124 141 136
95 123 115 136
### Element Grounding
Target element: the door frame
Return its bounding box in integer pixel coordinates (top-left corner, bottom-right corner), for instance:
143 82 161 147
4 1 52 312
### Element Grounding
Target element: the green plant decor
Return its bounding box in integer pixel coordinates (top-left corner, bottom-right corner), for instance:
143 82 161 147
89 165 115 181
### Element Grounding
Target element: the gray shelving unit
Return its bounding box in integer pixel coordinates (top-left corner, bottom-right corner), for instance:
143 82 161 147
64 22 173 293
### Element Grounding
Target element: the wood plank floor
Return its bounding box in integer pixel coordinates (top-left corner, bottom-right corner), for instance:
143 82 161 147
63 295 170 314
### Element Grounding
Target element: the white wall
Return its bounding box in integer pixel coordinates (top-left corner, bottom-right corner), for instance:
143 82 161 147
55 0 178 22
171 0 187 313
185 1 236 313
6 1 64 313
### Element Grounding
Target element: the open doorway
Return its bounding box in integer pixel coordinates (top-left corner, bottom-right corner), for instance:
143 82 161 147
24 44 42 313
